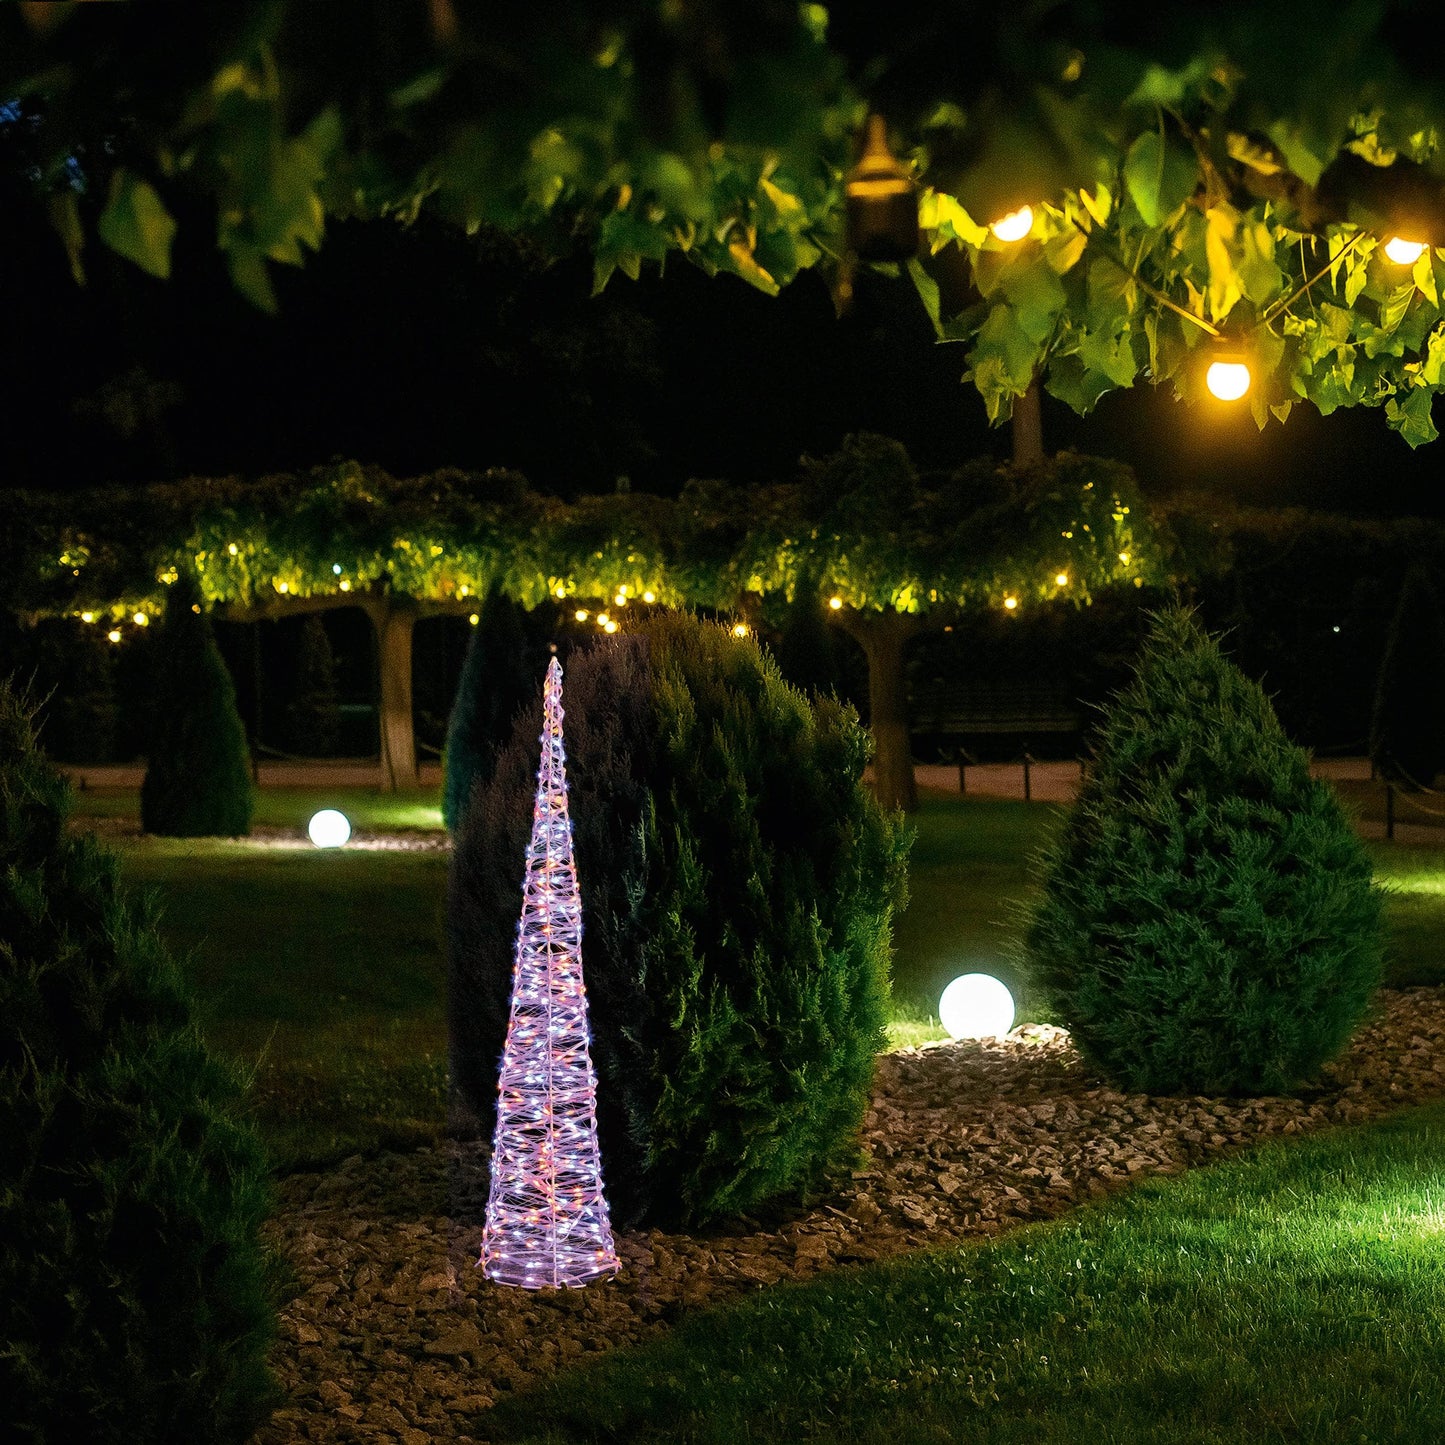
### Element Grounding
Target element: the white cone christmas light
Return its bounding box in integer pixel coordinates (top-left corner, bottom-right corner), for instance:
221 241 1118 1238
480 656 619 1289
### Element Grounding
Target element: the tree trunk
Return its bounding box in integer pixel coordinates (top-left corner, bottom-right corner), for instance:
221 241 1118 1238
1012 378 1044 465
838 610 921 813
365 594 419 792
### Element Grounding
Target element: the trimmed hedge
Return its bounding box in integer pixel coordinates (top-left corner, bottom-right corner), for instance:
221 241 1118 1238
0 679 276 1441
448 613 907 1226
1025 607 1383 1095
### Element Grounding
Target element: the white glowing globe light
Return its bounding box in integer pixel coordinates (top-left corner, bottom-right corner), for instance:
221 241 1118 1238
1205 359 1251 401
1384 236 1427 265
990 205 1033 242
939 973 1015 1040
307 809 352 848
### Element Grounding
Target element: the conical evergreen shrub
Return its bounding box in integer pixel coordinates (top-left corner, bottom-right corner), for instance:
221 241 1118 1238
0 679 276 1441
449 614 908 1226
285 614 340 757
770 574 840 698
1026 607 1382 1095
140 575 254 837
442 590 540 832
1370 566 1445 788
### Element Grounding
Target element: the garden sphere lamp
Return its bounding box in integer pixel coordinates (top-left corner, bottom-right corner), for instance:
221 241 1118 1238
939 973 1015 1039
307 809 351 848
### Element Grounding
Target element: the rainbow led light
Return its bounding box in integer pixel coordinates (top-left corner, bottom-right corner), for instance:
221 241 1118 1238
479 656 619 1289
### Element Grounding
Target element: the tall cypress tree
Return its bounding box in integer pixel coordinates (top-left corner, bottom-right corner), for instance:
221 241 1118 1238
140 575 254 837
1370 566 1445 788
284 615 340 758
1 679 276 1440
771 574 839 699
442 590 536 832
1027 607 1382 1095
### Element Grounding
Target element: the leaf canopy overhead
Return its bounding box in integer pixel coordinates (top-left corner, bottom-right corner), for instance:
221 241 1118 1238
6 2 1445 440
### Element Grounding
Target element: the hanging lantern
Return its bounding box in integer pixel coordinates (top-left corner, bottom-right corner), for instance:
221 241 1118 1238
1205 339 1252 402
845 113 919 263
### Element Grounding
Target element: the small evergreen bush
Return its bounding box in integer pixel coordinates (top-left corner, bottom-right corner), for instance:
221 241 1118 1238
770 574 840 699
1026 607 1382 1095
140 575 254 837
442 590 544 831
449 613 908 1226
284 615 340 757
1370 566 1445 788
0 679 276 1442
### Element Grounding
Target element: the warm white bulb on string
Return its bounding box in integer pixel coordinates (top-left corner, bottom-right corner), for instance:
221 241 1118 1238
1384 236 1427 265
990 206 1033 242
1205 357 1251 401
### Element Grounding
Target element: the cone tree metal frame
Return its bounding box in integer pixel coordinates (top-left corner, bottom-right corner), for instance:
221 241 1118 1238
479 656 619 1289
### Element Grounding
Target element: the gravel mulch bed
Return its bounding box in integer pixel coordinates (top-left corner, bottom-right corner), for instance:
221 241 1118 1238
256 988 1445 1444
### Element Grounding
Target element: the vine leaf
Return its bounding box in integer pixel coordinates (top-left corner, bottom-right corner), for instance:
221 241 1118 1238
98 170 175 280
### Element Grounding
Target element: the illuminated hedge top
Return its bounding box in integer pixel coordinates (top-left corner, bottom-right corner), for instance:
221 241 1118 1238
0 446 1167 631
7 4 1445 442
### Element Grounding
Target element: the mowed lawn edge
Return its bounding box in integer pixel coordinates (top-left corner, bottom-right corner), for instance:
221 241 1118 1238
486 1100 1445 1444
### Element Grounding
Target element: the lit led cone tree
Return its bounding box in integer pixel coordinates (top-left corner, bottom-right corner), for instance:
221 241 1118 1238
480 656 618 1289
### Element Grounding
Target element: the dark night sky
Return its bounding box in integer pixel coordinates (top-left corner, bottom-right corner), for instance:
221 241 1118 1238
3 176 1443 515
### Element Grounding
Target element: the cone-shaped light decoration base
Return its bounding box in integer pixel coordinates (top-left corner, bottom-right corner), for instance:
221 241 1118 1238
479 656 619 1289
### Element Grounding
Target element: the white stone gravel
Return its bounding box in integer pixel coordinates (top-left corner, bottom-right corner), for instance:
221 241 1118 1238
253 988 1445 1444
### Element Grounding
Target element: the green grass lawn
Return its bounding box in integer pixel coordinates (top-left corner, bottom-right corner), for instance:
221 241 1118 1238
488 1100 1445 1444
114 834 449 1171
74 785 443 833
94 786 1445 1170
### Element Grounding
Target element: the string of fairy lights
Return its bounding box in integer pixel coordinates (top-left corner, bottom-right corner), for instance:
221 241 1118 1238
479 655 619 1290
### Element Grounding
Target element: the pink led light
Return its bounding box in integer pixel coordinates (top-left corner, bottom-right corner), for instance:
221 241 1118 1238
479 656 620 1289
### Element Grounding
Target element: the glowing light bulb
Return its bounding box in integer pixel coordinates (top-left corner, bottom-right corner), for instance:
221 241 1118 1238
603 619 619 634
596 612 610 626
614 594 627 607
469 612 480 625
990 206 1033 242
1118 552 1131 566
307 809 351 848
332 563 342 575
1055 572 1069 587
132 611 148 626
227 542 239 556
939 973 1015 1039
642 590 656 604
107 629 122 643
1003 596 1019 611
1205 359 1251 401
1385 236 1427 265
81 611 95 623
575 609 590 622
277 581 290 594
829 596 843 610
339 579 350 591
732 622 750 638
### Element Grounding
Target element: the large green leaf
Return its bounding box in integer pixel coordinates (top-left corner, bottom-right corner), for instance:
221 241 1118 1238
97 170 175 280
